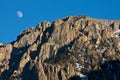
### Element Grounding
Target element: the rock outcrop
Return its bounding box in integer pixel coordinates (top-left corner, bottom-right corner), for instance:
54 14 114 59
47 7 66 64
0 16 120 80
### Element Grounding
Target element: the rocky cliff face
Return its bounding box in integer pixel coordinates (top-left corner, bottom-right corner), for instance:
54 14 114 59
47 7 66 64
0 16 120 80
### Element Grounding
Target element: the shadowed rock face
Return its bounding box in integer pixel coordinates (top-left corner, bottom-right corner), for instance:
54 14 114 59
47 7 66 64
0 16 120 80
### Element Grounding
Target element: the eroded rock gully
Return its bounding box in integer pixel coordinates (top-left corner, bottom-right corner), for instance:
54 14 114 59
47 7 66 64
0 16 120 80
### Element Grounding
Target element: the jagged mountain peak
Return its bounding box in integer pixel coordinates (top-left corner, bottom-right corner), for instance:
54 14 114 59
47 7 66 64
0 16 120 80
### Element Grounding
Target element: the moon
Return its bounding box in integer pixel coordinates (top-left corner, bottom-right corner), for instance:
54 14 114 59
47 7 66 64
17 11 23 18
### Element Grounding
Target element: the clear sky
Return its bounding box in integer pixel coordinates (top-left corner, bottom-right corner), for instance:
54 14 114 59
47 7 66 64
0 0 120 44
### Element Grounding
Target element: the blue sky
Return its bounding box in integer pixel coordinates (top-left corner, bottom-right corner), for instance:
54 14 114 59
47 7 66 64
0 0 120 44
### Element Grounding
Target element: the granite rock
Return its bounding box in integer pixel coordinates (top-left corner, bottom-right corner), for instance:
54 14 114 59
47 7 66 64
0 16 120 80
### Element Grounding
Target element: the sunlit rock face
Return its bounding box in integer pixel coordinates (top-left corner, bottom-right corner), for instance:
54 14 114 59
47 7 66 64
0 16 120 80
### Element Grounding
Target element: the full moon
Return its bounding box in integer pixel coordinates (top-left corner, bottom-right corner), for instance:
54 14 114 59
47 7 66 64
17 11 23 18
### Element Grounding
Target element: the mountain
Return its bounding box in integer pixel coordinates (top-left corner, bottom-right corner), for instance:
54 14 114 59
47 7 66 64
0 16 120 80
